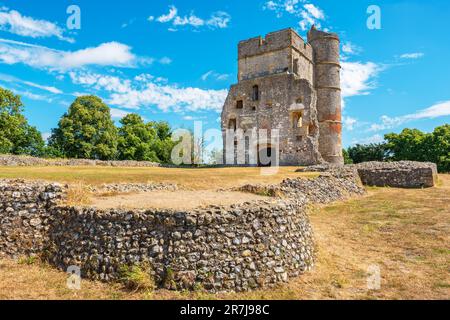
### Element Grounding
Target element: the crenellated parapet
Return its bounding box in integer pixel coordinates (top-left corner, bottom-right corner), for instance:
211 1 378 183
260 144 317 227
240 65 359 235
238 28 314 82
238 28 313 61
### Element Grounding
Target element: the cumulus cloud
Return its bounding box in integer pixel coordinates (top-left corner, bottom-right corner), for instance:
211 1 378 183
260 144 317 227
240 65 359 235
153 6 231 30
69 71 228 113
341 61 381 98
0 8 73 42
263 1 326 31
0 38 166 71
110 108 131 119
369 100 450 132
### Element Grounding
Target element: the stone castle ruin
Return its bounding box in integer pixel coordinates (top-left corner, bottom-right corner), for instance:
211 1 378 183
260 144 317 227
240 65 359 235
222 26 343 166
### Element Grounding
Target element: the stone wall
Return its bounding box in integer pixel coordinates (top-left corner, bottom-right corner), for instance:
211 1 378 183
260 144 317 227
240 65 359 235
222 73 323 166
239 166 365 204
299 161 439 188
0 154 161 167
48 199 314 292
356 161 438 188
0 180 315 292
0 180 64 257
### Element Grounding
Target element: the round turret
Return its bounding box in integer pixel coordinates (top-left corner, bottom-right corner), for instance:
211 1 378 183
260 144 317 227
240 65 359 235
307 26 343 165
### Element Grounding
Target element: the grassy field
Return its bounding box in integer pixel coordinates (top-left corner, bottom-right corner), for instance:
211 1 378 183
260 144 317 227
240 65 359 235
0 166 317 190
0 170 448 300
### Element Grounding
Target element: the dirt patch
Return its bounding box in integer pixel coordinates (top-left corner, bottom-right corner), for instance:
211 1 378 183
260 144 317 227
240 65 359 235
89 190 271 210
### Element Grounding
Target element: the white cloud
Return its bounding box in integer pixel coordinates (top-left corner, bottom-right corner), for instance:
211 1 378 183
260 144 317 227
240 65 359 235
61 42 136 69
69 71 228 113
303 4 324 20
22 80 62 94
369 100 450 132
343 116 357 131
153 6 230 30
206 12 231 29
6 87 53 103
69 71 132 93
0 8 73 42
341 61 381 98
110 108 131 119
342 42 362 56
201 70 229 81
0 72 62 94
0 38 163 71
174 14 204 27
263 1 326 31
157 5 178 23
400 52 424 59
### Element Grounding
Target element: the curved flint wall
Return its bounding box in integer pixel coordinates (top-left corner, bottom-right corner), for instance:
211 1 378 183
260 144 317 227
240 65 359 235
0 180 315 293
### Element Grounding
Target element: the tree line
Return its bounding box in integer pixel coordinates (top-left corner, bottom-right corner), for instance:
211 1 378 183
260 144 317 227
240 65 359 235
1 86 449 169
344 126 450 172
0 87 175 163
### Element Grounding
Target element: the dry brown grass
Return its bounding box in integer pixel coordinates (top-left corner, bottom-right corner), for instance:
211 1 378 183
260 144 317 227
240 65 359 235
65 182 92 206
0 166 316 190
0 173 449 300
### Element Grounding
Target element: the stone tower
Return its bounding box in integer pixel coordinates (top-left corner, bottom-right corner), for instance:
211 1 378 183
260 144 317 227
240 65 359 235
307 26 343 165
221 26 343 166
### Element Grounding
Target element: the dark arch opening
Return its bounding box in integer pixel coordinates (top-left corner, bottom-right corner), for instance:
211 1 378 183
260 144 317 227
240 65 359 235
252 85 259 101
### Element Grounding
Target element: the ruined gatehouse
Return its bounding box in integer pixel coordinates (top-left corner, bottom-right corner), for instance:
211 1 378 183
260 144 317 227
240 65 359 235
221 26 343 166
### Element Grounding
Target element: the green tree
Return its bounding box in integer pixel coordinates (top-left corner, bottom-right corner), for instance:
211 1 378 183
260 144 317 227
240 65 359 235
150 121 176 163
117 113 159 161
430 125 450 172
49 95 118 160
347 143 388 164
0 87 45 156
385 128 432 162
342 148 353 164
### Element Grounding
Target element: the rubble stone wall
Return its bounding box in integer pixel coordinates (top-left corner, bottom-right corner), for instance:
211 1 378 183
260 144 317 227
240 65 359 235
0 154 161 167
356 161 438 188
48 200 314 292
0 180 314 292
0 180 64 256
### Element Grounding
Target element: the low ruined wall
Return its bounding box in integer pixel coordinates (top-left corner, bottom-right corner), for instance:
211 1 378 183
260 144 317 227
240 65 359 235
48 200 314 292
356 161 438 188
0 180 64 257
298 161 439 189
0 180 314 292
0 154 161 167
245 166 366 204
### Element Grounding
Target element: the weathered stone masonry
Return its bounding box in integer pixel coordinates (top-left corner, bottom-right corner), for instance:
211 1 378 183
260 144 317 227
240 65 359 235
222 26 344 166
0 161 437 292
0 180 315 292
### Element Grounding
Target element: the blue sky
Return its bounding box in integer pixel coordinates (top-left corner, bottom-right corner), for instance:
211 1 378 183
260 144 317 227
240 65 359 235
0 0 449 148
